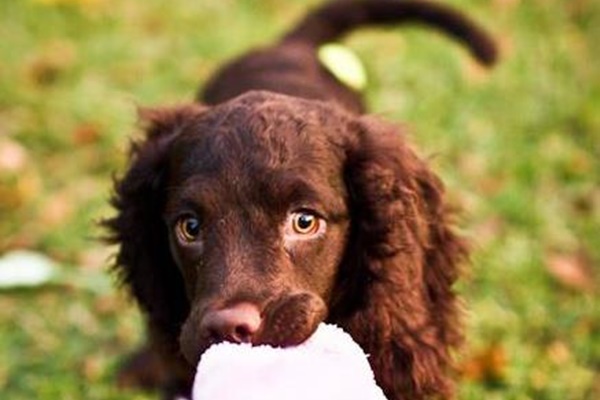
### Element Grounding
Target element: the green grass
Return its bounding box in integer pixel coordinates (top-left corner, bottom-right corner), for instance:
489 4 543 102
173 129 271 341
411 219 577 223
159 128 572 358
0 0 598 398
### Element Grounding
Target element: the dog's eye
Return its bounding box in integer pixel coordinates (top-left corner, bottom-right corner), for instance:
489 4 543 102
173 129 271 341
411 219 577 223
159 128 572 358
176 216 201 242
289 211 322 236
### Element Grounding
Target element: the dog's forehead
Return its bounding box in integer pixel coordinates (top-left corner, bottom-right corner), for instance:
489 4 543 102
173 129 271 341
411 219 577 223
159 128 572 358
165 93 351 216
171 92 350 179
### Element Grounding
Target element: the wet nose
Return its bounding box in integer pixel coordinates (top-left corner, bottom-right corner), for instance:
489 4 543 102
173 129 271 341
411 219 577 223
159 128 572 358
200 303 262 344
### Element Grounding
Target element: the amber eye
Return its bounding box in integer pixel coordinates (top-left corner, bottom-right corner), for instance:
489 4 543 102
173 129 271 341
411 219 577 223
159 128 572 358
290 211 321 235
176 216 201 242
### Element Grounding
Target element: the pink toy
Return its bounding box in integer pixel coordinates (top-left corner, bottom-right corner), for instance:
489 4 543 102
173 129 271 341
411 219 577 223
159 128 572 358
192 323 387 400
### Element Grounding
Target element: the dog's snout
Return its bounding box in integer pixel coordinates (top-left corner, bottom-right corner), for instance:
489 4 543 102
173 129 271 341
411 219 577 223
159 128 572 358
201 303 262 344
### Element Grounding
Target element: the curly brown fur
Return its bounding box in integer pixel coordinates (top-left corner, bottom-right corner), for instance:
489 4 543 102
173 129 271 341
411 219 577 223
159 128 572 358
106 1 494 399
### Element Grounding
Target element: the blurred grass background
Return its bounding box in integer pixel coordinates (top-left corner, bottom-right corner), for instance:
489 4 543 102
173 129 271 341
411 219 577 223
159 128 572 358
0 0 598 398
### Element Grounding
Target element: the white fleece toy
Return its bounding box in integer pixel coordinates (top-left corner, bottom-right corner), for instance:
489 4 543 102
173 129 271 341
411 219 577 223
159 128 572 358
192 323 387 400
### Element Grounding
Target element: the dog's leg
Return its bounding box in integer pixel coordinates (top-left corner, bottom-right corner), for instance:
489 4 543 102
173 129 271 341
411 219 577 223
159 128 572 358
117 326 194 399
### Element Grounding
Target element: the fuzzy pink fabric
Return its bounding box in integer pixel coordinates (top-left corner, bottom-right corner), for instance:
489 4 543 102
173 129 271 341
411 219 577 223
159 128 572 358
192 323 387 400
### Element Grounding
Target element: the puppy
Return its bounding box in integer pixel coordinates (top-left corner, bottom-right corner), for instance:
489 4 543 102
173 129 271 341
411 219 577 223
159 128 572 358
106 1 497 399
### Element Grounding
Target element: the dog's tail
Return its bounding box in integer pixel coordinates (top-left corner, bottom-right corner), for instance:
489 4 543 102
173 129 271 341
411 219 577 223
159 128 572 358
282 0 498 66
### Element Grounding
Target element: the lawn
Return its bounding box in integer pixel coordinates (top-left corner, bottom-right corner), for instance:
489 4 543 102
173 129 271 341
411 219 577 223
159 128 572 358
0 0 598 399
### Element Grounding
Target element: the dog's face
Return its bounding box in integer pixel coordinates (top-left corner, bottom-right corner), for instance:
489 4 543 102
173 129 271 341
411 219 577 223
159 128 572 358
161 93 353 364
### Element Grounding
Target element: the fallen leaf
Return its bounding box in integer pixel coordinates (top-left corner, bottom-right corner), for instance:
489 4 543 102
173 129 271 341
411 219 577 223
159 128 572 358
0 250 58 288
546 251 596 292
0 138 28 173
72 123 102 146
461 344 507 385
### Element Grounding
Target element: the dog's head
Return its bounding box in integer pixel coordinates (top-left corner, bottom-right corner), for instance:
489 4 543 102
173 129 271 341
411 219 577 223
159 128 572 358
108 91 465 396
111 92 360 363
163 92 354 362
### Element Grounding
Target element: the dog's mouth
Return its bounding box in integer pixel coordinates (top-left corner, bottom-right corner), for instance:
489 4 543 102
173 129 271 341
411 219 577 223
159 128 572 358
180 291 327 365
259 291 327 347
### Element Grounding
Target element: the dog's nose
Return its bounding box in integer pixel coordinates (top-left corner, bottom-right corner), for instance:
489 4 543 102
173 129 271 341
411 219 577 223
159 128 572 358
201 303 262 344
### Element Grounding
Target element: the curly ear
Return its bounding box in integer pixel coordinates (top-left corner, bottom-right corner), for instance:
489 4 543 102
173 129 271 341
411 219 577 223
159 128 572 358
105 105 204 340
332 117 468 399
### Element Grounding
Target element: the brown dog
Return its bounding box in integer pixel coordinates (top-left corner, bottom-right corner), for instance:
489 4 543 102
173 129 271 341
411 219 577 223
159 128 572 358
106 1 497 398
